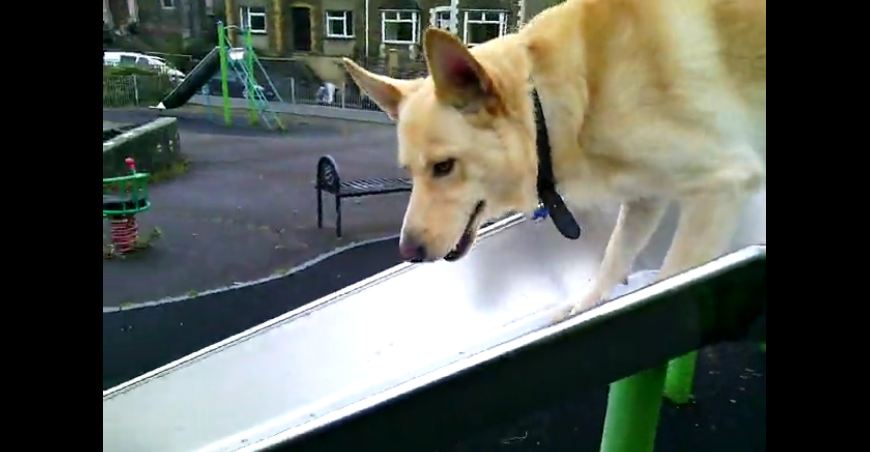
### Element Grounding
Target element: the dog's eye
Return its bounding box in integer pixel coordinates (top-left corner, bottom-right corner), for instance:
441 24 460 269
432 159 456 178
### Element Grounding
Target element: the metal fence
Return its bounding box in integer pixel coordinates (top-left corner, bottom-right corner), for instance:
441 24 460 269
103 72 384 114
279 78 383 112
103 74 175 108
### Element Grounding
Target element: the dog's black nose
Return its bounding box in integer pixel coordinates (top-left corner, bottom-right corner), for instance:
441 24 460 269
399 239 427 262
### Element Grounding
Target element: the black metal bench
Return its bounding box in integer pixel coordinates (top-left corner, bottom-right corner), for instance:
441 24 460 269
316 155 412 237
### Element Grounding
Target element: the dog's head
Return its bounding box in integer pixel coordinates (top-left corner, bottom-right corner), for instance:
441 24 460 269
343 28 538 263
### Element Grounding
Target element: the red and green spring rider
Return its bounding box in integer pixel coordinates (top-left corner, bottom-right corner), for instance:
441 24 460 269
103 158 151 254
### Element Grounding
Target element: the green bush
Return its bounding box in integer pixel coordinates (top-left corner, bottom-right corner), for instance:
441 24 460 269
104 65 157 77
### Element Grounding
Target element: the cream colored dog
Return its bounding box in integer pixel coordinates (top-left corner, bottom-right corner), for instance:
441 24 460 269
343 0 765 318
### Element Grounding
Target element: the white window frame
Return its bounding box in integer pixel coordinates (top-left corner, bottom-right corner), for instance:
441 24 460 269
463 9 507 46
381 10 419 45
240 6 267 34
325 10 354 38
161 0 175 9
430 6 452 31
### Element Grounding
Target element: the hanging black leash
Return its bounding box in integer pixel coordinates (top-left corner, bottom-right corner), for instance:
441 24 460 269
531 88 582 240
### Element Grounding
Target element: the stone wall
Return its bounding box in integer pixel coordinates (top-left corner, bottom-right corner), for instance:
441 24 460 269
103 117 185 178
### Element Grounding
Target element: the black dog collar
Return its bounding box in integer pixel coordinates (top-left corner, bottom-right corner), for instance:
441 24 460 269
532 88 582 240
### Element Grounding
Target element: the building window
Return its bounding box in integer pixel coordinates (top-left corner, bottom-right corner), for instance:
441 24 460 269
463 10 507 46
162 0 175 9
326 11 353 38
381 10 419 45
430 6 451 30
240 6 267 34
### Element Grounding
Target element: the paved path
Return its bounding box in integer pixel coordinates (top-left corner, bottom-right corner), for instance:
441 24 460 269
103 108 408 307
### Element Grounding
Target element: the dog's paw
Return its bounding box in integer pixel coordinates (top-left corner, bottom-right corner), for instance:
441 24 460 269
551 292 605 324
551 305 575 323
577 290 606 311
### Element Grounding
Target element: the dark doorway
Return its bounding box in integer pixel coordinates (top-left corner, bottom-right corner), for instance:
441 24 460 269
291 7 312 52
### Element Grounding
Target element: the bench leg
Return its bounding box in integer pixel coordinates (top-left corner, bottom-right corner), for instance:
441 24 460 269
599 365 667 452
316 188 323 229
336 196 342 238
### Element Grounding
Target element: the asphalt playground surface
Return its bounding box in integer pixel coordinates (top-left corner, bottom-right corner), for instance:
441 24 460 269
103 107 409 308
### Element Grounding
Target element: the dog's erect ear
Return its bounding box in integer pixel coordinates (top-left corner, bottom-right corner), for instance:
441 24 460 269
424 28 496 111
342 58 421 120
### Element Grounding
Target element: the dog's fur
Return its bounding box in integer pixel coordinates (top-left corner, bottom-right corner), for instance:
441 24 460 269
343 0 765 318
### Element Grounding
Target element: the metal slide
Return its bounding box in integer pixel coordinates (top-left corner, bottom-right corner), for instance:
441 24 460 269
155 47 221 110
102 190 765 451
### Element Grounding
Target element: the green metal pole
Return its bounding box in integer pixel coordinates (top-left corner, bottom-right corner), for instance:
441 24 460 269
599 365 667 452
244 27 259 126
217 21 232 126
664 351 698 404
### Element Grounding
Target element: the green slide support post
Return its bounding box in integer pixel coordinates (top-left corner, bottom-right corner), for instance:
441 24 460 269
217 21 232 127
664 351 698 405
244 27 259 126
599 365 667 452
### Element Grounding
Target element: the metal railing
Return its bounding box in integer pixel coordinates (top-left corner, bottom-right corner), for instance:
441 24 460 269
277 78 384 113
103 74 175 107
103 72 385 114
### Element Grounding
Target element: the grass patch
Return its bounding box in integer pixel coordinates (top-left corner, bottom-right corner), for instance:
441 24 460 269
148 158 191 184
103 226 163 259
272 267 289 276
134 226 163 249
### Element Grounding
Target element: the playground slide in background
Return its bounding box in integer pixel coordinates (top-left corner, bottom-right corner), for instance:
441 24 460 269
154 47 221 110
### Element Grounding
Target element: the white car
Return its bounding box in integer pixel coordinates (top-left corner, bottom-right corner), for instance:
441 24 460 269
104 51 186 82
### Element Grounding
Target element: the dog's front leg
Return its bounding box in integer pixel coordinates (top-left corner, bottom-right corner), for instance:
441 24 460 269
561 198 668 319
